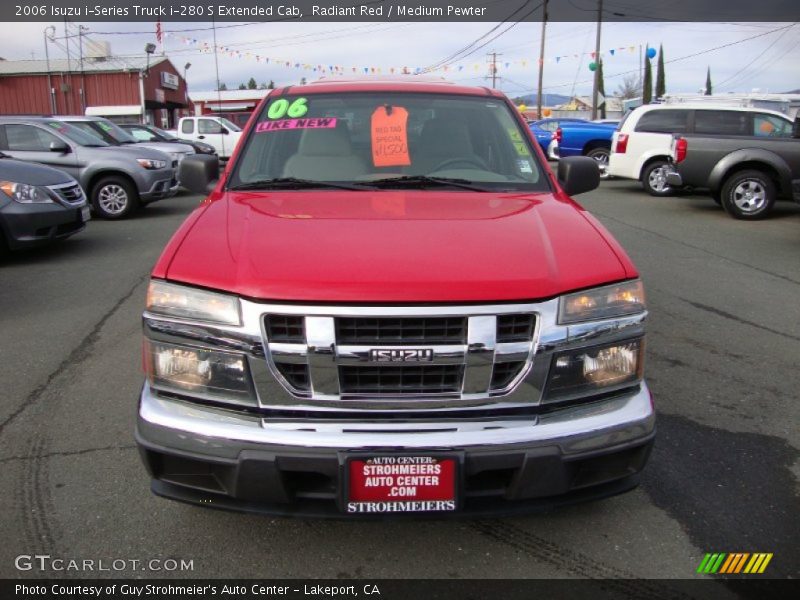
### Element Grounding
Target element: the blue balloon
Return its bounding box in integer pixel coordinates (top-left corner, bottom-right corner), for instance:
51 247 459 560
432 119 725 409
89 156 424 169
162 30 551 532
647 47 657 59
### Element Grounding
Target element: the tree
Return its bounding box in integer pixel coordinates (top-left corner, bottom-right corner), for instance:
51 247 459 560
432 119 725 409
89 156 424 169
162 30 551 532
267 80 275 89
655 44 665 98
705 67 712 95
217 82 227 91
643 57 653 104
300 77 307 85
615 73 641 100
597 59 606 119
247 77 257 90
238 83 247 90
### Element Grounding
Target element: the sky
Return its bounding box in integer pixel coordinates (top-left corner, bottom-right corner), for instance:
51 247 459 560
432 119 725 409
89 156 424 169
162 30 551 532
1 20 797 99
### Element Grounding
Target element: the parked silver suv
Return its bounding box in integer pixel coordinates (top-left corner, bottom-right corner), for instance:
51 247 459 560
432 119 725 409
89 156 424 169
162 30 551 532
56 116 194 165
0 117 178 219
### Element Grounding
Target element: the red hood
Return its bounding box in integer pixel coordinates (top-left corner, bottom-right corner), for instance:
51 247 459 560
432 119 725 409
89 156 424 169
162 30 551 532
158 190 635 303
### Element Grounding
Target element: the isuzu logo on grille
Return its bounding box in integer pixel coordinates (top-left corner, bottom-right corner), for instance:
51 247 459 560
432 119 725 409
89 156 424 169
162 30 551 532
369 349 434 362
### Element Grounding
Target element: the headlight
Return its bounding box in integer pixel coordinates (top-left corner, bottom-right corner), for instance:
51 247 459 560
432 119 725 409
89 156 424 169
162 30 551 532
0 181 53 204
146 280 241 325
145 340 255 404
136 158 167 170
546 339 644 401
559 280 645 324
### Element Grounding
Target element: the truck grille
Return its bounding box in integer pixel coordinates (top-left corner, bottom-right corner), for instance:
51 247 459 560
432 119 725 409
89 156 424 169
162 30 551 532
262 310 537 401
336 317 466 345
339 365 463 396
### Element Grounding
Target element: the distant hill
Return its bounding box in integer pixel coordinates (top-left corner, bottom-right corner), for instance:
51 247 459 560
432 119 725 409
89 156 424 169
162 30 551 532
509 93 571 106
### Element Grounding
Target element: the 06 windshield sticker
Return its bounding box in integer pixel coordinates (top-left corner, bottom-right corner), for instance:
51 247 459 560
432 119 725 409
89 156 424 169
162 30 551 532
256 117 338 132
266 97 309 119
371 105 410 167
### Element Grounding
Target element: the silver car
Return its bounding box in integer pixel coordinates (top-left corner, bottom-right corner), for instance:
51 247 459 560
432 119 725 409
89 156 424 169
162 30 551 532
55 116 195 166
0 117 178 219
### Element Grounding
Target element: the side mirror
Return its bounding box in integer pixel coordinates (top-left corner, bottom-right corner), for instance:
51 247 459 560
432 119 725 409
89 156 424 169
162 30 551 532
792 117 800 139
220 127 229 135
179 154 220 195
557 156 599 196
49 140 70 153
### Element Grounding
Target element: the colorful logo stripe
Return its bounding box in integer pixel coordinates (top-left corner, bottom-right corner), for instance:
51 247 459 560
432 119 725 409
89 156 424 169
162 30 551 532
697 553 773 574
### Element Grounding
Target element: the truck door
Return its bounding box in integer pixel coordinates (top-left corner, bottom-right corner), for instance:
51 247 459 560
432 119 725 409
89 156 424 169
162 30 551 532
197 118 231 157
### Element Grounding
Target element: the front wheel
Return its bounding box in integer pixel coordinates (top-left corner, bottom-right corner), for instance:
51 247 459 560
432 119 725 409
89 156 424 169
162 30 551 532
91 177 139 220
642 160 675 196
586 147 611 180
720 170 776 220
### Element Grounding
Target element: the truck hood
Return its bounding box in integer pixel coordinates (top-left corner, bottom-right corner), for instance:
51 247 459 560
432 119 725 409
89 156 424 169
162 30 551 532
161 190 634 303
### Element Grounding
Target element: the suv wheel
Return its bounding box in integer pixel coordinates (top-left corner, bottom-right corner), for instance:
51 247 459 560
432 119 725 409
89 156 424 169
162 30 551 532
642 160 675 196
720 170 776 220
586 147 611 180
91 177 139 220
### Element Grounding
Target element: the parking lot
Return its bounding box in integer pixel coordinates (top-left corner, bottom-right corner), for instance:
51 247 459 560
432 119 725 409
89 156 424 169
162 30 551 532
0 180 798 584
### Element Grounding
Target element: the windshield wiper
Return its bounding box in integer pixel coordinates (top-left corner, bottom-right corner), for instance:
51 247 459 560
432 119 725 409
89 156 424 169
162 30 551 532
367 175 491 192
228 177 371 192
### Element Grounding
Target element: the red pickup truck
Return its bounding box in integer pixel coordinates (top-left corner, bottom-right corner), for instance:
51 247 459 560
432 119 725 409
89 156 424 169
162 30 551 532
136 79 654 517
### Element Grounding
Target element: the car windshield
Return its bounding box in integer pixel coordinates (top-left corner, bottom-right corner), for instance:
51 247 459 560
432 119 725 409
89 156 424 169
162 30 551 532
218 117 242 132
68 120 139 145
44 121 110 146
230 92 547 191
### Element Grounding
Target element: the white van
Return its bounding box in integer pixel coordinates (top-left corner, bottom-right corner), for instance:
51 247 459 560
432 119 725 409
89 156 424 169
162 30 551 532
608 104 794 196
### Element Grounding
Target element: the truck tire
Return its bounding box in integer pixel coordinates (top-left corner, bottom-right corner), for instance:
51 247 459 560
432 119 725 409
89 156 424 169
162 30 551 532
586 147 611 180
91 176 139 220
641 160 675 197
720 170 776 220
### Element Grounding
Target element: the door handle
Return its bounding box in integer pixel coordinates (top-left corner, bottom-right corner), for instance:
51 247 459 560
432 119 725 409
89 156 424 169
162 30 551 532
198 135 205 139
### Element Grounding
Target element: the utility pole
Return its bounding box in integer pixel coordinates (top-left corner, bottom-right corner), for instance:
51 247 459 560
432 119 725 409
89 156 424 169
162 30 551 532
63 18 72 114
536 0 548 119
486 52 501 89
43 26 56 114
591 0 603 120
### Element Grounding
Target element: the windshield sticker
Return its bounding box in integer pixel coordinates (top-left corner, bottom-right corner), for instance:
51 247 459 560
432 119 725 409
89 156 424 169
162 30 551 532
517 159 533 173
371 105 410 167
267 97 309 120
256 117 338 132
507 128 531 156
98 122 113 132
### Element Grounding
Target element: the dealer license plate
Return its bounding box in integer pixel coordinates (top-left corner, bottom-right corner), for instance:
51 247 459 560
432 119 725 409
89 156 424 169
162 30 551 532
345 455 457 514
80 206 91 222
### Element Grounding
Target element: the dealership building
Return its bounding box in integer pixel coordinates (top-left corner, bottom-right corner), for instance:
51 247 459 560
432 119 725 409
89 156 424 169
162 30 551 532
0 53 189 128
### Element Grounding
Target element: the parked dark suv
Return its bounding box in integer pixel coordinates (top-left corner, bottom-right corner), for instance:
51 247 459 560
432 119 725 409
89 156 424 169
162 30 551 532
0 151 89 253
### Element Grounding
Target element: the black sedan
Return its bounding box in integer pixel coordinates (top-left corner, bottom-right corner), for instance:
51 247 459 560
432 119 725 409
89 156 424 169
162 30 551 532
120 124 217 156
0 153 89 253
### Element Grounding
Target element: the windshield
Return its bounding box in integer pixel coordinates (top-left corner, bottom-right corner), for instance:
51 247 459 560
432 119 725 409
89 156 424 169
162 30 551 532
218 117 242 132
68 120 139 145
229 92 547 191
44 121 110 146
152 126 177 140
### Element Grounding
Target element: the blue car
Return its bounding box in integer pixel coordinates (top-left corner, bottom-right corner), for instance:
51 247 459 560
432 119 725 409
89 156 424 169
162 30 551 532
551 121 618 178
527 118 587 156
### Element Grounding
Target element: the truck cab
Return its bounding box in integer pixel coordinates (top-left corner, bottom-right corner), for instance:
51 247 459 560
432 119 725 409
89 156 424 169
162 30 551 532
177 116 244 160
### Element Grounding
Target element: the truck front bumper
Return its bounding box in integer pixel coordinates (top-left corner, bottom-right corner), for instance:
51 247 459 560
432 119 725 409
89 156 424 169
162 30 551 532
136 382 655 517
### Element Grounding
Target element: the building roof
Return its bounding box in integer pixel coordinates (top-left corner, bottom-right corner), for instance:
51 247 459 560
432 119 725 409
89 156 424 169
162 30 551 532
0 56 169 75
189 89 273 103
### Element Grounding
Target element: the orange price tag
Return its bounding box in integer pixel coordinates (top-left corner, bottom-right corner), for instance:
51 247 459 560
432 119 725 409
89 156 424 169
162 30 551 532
371 106 411 167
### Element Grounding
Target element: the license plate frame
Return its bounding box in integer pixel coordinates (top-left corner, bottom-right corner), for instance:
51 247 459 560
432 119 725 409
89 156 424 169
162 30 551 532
341 452 461 515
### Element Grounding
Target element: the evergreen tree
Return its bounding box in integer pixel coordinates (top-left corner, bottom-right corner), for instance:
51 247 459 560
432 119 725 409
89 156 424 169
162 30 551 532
238 83 247 90
267 80 275 89
597 59 606 119
247 77 257 90
217 82 227 91
705 67 712 95
643 58 653 104
655 44 666 98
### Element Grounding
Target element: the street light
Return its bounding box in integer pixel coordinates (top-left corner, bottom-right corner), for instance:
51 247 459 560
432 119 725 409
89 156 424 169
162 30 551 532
183 62 191 81
144 42 157 75
141 43 157 125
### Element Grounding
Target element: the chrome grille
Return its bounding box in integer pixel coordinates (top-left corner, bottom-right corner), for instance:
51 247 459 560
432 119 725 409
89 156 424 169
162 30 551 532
336 316 466 345
262 310 538 401
47 182 84 206
339 365 463 396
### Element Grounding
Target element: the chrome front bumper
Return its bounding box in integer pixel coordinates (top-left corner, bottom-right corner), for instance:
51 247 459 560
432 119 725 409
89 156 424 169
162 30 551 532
138 381 654 454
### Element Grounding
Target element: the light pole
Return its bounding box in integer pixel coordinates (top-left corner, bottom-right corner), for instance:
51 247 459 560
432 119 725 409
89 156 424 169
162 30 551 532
183 62 191 81
43 26 56 113
140 43 156 124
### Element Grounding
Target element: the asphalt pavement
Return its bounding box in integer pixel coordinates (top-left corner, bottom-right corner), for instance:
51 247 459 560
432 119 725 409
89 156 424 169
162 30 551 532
0 181 797 590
